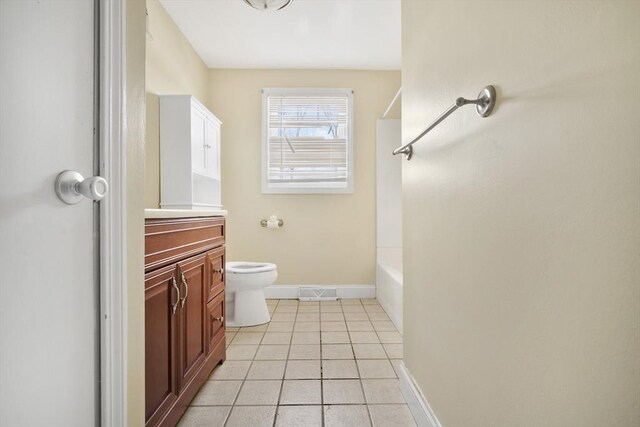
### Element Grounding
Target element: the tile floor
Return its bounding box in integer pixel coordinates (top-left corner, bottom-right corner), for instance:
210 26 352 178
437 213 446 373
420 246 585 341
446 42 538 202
178 298 415 427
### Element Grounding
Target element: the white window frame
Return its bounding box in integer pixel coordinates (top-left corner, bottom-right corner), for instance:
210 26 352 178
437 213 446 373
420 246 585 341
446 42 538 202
261 87 354 194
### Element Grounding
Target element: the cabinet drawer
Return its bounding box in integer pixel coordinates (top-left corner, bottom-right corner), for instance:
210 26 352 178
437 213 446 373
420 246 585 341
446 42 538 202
207 292 225 354
145 217 225 272
206 247 225 301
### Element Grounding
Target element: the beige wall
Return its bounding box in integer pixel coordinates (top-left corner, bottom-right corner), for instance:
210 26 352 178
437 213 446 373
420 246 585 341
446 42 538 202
126 0 146 425
145 0 211 208
402 1 640 426
209 69 400 285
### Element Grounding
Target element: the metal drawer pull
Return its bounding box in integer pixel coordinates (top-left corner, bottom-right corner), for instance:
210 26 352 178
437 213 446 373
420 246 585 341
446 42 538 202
171 277 180 315
213 316 224 323
213 267 224 274
180 273 189 308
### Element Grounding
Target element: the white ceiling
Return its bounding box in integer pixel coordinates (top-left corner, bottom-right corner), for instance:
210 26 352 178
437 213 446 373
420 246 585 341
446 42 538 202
159 0 401 70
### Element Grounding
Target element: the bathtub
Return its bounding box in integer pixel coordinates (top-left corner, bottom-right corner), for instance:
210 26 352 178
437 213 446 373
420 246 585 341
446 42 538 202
376 247 403 334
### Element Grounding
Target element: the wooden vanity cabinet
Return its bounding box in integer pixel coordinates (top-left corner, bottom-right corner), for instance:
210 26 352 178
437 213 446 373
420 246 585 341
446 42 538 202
145 217 226 427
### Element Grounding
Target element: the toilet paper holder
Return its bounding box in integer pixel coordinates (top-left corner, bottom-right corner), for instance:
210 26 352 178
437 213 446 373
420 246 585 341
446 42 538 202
260 217 284 228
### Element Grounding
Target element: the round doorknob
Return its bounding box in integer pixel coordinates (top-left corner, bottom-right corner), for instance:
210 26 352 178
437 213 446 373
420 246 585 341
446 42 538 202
55 170 109 204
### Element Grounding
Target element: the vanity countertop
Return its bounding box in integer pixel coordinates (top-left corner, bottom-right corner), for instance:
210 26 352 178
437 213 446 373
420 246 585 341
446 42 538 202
145 208 228 219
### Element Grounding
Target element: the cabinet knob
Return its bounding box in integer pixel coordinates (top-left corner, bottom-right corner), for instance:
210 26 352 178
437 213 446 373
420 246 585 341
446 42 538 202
214 316 224 323
214 267 224 275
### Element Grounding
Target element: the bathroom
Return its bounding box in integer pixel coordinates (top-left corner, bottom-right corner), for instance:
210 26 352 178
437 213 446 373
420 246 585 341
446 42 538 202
145 0 407 425
1 1 638 427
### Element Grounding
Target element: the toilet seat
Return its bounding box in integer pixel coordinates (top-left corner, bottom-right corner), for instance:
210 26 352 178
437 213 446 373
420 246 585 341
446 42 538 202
226 261 276 274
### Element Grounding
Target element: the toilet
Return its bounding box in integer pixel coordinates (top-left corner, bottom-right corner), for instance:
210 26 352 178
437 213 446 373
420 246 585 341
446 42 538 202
225 261 277 327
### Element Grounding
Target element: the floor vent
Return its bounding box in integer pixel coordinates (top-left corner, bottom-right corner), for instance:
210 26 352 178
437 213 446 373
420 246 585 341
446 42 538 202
298 286 338 301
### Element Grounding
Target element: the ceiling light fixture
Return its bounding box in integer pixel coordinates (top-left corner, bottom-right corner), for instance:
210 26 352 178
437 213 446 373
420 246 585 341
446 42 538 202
243 0 293 12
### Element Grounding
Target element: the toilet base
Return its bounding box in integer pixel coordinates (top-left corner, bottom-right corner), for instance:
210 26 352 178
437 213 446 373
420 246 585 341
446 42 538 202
226 289 271 327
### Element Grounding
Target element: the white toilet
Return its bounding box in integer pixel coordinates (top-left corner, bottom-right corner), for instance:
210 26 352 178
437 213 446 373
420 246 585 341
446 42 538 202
225 261 277 327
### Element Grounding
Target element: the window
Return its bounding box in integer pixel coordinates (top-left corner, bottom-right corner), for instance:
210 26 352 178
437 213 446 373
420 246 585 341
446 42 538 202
262 88 354 193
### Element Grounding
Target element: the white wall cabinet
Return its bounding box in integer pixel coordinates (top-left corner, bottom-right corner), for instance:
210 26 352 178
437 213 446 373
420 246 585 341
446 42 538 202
160 95 222 209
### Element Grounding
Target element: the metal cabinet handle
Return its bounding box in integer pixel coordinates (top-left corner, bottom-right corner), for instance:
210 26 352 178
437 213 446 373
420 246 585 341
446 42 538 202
213 316 224 323
180 273 189 308
213 267 224 275
171 277 180 315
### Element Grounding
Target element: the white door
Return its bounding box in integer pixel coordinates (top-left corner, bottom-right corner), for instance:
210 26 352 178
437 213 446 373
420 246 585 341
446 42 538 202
0 1 99 426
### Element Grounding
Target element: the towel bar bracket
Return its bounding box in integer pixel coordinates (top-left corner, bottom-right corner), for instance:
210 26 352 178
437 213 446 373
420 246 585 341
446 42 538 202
393 85 496 160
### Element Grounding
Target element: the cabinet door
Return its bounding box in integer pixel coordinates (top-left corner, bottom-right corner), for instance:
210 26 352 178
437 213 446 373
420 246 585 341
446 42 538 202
207 290 225 355
205 120 220 179
190 108 207 175
145 265 179 425
206 246 225 301
176 253 208 390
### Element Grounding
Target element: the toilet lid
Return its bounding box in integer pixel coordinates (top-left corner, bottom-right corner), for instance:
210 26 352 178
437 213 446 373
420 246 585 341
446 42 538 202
226 261 277 274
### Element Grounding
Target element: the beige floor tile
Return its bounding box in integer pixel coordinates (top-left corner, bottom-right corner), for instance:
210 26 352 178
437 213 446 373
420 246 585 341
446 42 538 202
321 359 359 379
255 344 290 360
266 300 279 307
267 321 294 332
247 360 286 380
321 312 345 322
271 312 297 322
389 359 403 377
226 344 259 360
209 360 251 380
322 380 365 404
347 321 374 332
291 332 320 344
352 344 387 359
279 380 322 405
322 344 354 359
190 380 241 406
225 406 277 427
321 321 347 332
285 360 321 379
324 405 371 427
362 379 406 404
240 323 269 332
299 301 319 306
288 344 321 360
278 300 298 306
321 331 350 344
226 327 240 332
320 305 343 313
342 305 366 313
177 406 231 427
275 405 322 427
321 300 341 306
235 380 282 405
231 332 264 345
361 299 379 305
226 331 237 341
298 306 320 313
274 306 298 313
357 360 396 379
294 321 320 332
349 331 380 343
261 332 292 345
343 312 369 321
340 299 362 305
383 344 403 359
367 312 391 321
372 321 397 332
368 405 416 427
377 331 402 344
296 312 320 322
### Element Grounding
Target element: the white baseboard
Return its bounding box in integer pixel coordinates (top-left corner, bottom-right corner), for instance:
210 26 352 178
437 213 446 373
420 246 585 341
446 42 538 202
398 362 442 427
264 284 375 300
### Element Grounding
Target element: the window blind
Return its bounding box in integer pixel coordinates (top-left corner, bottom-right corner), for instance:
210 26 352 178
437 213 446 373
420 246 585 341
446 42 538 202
266 93 351 188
